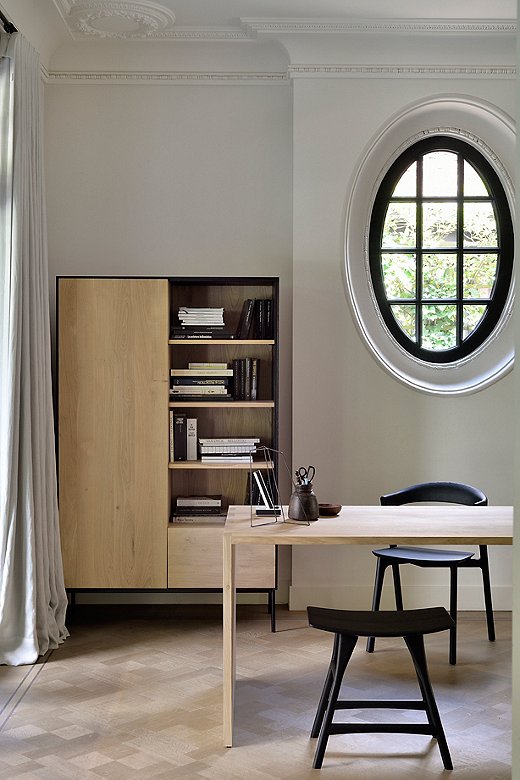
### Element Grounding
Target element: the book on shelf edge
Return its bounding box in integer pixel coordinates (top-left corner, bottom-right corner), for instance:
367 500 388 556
173 412 187 461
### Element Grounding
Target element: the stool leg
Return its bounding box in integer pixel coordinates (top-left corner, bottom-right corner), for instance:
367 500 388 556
311 634 338 738
366 559 388 653
313 634 357 770
404 633 453 771
479 546 495 642
392 563 404 610
449 568 458 666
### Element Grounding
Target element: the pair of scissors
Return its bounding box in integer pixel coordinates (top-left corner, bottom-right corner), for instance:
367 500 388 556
295 465 316 485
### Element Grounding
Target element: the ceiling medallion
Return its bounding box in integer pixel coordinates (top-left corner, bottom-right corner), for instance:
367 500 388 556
67 1 176 39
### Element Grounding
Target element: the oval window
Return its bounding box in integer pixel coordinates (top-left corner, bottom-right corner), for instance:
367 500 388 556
369 136 513 364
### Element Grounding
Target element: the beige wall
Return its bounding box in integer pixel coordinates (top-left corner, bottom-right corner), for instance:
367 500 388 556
290 76 515 610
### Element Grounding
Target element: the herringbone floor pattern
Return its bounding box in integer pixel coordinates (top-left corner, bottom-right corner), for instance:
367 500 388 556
0 606 511 779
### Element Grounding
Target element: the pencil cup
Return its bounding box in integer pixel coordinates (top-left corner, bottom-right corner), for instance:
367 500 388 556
288 483 319 521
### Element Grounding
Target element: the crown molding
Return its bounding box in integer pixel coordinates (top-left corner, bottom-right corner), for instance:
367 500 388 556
41 66 289 84
40 63 515 84
242 18 517 36
288 64 516 79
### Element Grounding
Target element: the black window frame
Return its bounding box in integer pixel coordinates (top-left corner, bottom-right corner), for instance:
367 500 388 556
369 135 514 364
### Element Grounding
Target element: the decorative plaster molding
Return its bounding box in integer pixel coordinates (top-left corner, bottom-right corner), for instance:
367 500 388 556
40 64 515 84
41 68 289 84
242 17 517 36
52 0 250 40
288 64 516 79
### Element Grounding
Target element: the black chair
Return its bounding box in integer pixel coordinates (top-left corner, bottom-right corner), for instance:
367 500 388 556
366 481 494 665
308 605 455 770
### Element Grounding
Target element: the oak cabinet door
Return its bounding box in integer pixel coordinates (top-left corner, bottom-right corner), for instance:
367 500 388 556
58 278 169 588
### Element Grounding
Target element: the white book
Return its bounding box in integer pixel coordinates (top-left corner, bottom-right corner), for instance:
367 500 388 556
171 386 228 394
198 437 260 444
188 362 228 370
171 368 233 376
172 515 226 524
186 417 197 461
176 495 222 507
201 456 252 463
199 445 256 454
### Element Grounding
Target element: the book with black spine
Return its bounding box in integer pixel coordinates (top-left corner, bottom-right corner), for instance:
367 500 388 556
171 377 230 386
264 299 273 338
173 412 187 461
236 298 255 338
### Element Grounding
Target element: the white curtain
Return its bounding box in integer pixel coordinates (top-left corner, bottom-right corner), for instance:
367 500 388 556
0 33 68 665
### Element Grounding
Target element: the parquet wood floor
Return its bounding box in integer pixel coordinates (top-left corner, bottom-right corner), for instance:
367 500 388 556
0 606 511 779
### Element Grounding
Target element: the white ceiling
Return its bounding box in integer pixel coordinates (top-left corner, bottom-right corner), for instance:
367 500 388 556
21 0 520 42
0 0 516 73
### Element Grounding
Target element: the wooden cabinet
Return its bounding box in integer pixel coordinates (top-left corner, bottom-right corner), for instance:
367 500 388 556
57 276 278 598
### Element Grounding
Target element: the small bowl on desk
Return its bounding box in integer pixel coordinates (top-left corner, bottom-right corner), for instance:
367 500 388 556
318 503 342 517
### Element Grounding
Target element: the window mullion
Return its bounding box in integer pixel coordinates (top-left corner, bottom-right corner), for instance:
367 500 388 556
416 156 423 345
456 153 464 346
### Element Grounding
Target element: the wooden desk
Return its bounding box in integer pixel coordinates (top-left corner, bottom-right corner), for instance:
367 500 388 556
222 503 513 747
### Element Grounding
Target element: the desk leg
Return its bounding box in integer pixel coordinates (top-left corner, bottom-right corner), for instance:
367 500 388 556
223 535 236 747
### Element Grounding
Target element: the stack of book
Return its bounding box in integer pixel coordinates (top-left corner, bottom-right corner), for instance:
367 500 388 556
171 307 236 339
170 363 233 401
199 437 260 464
235 299 273 339
171 494 226 524
232 357 260 400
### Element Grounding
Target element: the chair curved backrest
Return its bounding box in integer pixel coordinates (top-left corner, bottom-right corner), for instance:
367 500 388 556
380 481 487 507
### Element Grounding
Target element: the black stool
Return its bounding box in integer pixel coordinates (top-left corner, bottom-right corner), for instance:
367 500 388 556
308 606 455 770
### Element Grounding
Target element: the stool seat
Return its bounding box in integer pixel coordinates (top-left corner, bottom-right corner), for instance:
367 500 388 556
308 605 454 638
372 545 474 565
308 605 455 770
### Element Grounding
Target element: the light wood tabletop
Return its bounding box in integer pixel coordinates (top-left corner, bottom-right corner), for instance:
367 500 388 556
222 503 514 746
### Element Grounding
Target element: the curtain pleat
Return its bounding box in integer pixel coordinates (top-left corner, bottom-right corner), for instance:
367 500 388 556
0 33 68 665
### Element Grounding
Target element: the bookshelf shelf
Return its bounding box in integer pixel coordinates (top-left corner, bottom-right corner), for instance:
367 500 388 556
168 461 274 470
169 400 275 409
169 339 275 346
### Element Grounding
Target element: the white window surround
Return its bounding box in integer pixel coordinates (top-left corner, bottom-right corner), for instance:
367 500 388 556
344 95 515 395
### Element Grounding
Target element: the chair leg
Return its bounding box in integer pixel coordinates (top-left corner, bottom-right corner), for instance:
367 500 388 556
366 558 388 653
313 634 357 770
449 568 458 666
404 633 453 771
479 546 495 642
311 634 338 738
392 563 404 610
